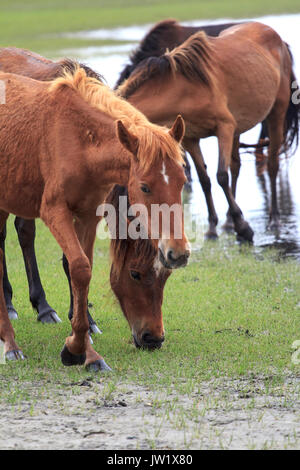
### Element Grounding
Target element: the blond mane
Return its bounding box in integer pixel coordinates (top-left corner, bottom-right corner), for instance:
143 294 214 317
49 67 184 170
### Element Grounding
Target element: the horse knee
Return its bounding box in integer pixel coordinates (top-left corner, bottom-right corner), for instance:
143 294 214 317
69 257 91 290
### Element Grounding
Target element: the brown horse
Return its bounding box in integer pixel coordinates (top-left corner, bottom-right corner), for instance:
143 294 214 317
106 185 171 349
115 18 271 177
117 22 300 241
0 67 189 370
0 47 104 329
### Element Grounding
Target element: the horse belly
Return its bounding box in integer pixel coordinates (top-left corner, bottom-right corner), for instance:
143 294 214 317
221 43 282 133
0 161 43 218
229 75 280 134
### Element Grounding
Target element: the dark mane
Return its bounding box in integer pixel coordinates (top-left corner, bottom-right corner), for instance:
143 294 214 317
118 31 214 100
106 185 157 279
58 58 104 82
114 19 181 88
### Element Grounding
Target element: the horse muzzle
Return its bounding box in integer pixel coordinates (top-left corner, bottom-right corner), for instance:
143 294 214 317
133 331 165 350
159 247 190 269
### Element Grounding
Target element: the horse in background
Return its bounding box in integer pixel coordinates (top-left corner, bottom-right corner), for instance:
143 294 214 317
115 19 272 180
117 22 300 240
0 66 189 369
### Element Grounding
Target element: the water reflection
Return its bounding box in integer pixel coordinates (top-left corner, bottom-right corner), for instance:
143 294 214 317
55 13 300 259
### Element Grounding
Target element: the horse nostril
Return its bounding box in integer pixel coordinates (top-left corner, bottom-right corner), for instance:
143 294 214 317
167 250 176 262
141 332 164 349
142 332 153 344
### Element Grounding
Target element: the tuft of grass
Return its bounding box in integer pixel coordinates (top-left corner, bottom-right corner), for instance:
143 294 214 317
1 215 300 403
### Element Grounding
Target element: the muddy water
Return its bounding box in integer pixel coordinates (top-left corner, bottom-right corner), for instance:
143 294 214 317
58 14 300 259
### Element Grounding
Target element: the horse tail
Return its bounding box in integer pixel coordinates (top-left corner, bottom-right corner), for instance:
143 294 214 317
282 43 300 156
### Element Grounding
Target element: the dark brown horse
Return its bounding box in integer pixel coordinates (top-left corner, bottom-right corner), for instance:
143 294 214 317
0 66 189 369
117 22 300 241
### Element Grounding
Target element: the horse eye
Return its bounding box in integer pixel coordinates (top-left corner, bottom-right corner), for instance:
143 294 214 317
130 270 141 281
141 184 150 194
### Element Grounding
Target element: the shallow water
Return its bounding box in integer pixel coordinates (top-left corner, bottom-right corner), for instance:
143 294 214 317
58 13 300 259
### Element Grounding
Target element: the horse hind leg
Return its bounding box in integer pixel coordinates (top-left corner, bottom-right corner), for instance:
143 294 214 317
0 223 19 320
266 97 289 229
0 212 24 361
14 217 61 324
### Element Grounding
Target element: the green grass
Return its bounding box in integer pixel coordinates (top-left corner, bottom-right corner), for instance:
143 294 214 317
1 216 300 402
0 0 299 52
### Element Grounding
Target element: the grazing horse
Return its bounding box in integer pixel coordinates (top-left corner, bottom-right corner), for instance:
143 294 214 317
106 185 171 349
117 22 300 241
0 67 189 369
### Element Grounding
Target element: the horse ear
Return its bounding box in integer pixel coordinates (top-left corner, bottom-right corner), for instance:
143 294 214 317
116 120 139 158
169 115 185 143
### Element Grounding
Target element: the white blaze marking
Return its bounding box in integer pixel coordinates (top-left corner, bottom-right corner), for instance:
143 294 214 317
161 162 169 184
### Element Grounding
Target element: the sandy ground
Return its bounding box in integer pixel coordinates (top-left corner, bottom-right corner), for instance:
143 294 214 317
0 374 299 450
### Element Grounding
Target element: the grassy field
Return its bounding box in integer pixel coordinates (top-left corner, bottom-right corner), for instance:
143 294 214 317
0 0 300 52
0 0 300 449
1 216 300 404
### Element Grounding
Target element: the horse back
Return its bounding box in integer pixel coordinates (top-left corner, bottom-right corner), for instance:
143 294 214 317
0 47 66 80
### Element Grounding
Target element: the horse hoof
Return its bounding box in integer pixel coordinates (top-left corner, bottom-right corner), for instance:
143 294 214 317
86 358 112 372
222 222 235 233
5 349 25 361
89 323 102 335
38 311 62 324
204 230 218 240
60 344 86 366
237 223 254 243
267 219 280 231
8 307 19 321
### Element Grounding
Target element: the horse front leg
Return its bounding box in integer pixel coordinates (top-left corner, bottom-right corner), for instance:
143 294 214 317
0 212 24 360
62 253 102 336
223 136 241 232
216 122 254 242
41 205 110 371
14 217 61 324
184 137 218 239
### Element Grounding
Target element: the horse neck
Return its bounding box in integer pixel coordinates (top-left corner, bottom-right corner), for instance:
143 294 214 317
86 136 132 187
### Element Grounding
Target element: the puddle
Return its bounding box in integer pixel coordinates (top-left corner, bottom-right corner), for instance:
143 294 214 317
55 13 300 259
